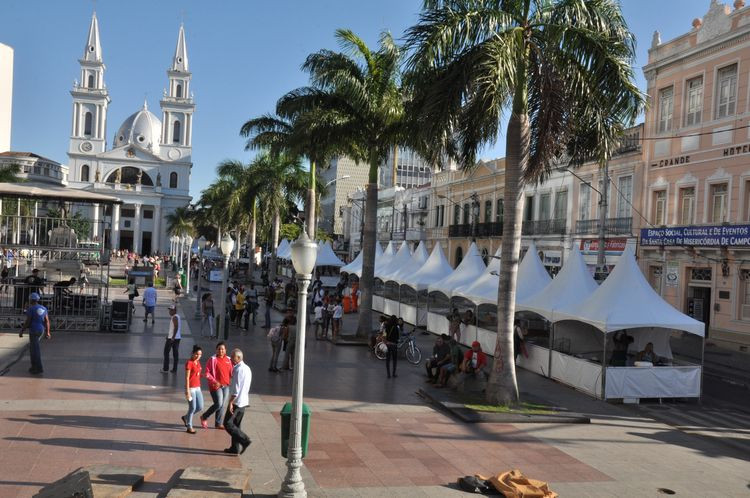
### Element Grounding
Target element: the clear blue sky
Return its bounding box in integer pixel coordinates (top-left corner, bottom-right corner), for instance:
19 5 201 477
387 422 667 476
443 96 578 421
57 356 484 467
1 0 716 198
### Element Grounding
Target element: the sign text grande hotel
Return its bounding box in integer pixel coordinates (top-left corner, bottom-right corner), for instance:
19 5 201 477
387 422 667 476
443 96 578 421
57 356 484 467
641 225 750 247
650 142 750 168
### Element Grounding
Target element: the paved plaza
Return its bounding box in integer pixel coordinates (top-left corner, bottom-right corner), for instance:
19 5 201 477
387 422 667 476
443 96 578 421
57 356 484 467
0 287 748 496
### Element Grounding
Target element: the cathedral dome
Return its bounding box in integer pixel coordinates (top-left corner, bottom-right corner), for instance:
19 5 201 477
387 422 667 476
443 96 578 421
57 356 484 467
114 103 162 153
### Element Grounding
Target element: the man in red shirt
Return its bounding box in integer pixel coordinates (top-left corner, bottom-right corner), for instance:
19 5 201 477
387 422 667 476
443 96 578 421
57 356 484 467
461 341 487 376
201 342 233 429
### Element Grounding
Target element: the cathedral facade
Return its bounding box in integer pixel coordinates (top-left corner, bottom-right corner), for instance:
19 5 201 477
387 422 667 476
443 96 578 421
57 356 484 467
67 13 194 255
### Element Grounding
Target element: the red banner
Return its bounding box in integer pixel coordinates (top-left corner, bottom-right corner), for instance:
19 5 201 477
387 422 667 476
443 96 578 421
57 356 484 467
580 238 627 253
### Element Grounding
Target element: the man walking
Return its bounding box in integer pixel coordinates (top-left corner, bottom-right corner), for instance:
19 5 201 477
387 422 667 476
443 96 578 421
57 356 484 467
224 348 252 455
142 281 157 325
263 285 274 329
162 305 181 373
19 292 51 374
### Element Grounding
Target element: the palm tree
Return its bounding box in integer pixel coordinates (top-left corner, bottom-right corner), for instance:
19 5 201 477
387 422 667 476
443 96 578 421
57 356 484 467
0 163 21 183
280 29 409 336
249 151 307 282
405 0 644 404
165 206 194 238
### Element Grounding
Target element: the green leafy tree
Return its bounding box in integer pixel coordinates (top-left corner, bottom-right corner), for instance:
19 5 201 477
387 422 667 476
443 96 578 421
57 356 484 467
165 206 194 238
405 0 644 403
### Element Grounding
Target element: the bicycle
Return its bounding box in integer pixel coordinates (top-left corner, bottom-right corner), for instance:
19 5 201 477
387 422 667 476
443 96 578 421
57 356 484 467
374 330 422 365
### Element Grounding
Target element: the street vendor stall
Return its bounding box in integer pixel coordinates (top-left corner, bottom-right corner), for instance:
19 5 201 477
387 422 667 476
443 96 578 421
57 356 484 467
377 241 413 317
372 242 395 312
381 241 428 320
396 244 453 327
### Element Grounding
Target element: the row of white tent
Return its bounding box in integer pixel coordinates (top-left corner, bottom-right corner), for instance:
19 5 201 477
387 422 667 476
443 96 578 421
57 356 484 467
341 239 704 401
275 239 346 268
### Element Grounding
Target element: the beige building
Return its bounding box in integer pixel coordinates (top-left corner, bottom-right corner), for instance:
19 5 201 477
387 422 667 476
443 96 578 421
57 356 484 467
0 42 13 153
640 0 750 344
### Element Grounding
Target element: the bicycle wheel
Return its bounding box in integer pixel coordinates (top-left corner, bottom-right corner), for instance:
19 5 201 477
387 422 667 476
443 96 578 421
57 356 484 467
374 342 388 360
406 343 421 365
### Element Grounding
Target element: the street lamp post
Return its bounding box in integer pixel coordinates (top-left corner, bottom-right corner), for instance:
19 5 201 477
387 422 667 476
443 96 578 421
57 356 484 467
185 235 193 296
217 234 235 341
317 175 351 235
194 236 207 319
280 230 317 498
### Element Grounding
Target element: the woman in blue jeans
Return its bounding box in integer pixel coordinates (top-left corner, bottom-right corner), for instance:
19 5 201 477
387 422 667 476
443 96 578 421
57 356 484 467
182 345 204 434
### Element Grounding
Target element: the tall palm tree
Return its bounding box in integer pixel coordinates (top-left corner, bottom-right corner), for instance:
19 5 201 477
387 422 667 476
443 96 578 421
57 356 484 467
165 206 194 238
250 151 307 282
0 163 21 183
281 29 409 336
405 0 644 403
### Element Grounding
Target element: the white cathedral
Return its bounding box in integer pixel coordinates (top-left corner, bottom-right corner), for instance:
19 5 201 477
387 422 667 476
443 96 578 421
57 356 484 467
66 13 194 255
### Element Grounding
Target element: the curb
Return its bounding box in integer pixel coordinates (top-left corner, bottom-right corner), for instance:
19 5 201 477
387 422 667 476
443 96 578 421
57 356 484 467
417 388 591 424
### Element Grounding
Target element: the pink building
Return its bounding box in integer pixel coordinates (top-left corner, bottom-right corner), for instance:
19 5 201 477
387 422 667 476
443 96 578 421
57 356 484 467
640 0 750 345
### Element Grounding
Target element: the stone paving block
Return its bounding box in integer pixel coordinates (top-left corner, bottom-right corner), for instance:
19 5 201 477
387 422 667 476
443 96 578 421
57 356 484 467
166 466 251 496
82 464 155 498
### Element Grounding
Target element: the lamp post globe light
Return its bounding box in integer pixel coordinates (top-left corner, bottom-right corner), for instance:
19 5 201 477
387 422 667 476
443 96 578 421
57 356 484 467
218 233 235 340
280 230 318 498
185 235 194 297
194 236 207 319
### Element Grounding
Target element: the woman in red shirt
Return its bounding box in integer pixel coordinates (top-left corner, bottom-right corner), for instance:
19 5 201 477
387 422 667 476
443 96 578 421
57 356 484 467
200 342 233 429
181 345 204 434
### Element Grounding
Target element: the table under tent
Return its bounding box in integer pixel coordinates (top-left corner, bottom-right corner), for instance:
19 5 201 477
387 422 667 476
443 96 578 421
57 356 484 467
394 243 452 327
372 241 395 313
426 242 486 339
377 241 416 317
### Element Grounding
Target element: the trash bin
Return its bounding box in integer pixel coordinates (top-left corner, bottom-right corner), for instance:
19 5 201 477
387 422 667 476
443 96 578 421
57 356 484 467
280 402 311 458
180 270 187 289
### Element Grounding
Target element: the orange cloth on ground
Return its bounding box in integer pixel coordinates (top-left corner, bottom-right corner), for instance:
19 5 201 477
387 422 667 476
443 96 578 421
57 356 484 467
476 470 557 498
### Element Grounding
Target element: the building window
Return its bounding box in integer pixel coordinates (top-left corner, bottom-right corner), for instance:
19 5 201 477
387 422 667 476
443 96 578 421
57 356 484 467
710 183 728 223
716 64 737 119
87 74 95 88
524 195 534 221
440 205 445 227
685 76 703 126
616 176 632 218
176 83 182 98
169 172 178 189
173 121 181 143
690 267 712 281
679 187 695 224
455 246 463 267
579 183 591 221
658 86 673 132
495 199 504 223
740 270 750 321
434 206 440 227
81 164 90 182
553 190 567 220
539 193 551 220
121 208 135 218
453 205 460 225
484 200 492 222
462 203 470 224
84 111 93 136
143 210 153 219
653 190 667 225
649 266 662 295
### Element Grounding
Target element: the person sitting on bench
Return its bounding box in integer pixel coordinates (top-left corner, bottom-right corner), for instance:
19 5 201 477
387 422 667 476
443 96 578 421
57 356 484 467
461 341 487 377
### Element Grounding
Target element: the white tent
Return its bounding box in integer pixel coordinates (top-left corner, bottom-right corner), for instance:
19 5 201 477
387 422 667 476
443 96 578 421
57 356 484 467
315 241 345 267
276 239 291 260
428 242 486 297
518 245 598 321
377 241 413 280
374 241 396 275
389 241 429 284
515 241 552 306
340 242 383 276
453 247 502 304
397 243 453 290
554 247 705 336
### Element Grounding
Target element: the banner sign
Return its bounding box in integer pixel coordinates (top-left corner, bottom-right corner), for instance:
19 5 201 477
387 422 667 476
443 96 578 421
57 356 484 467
580 238 627 254
640 225 750 247
666 261 679 288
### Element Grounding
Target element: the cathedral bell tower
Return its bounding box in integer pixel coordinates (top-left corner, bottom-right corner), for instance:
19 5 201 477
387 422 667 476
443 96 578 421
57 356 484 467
69 12 110 156
159 24 194 161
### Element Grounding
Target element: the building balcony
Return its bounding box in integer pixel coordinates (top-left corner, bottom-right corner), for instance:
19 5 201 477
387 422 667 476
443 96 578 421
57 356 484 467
448 222 503 238
575 217 632 235
522 219 567 235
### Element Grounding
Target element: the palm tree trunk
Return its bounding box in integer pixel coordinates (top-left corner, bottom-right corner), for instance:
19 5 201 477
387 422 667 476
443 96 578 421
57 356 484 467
356 152 379 337
269 209 280 282
306 160 316 237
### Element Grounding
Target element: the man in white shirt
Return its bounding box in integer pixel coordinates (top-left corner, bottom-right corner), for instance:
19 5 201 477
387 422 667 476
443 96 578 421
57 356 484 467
142 282 158 325
161 305 181 373
224 348 252 455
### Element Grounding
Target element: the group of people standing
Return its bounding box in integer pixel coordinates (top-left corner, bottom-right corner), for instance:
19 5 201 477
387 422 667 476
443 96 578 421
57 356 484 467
181 341 253 455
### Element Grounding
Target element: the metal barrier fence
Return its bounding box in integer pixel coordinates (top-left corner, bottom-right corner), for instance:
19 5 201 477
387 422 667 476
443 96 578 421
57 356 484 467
0 214 107 249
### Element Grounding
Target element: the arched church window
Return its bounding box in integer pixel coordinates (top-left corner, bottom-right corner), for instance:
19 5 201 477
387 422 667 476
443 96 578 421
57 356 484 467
169 172 178 188
84 112 93 136
176 83 182 98
81 164 90 182
173 120 181 143
87 74 95 88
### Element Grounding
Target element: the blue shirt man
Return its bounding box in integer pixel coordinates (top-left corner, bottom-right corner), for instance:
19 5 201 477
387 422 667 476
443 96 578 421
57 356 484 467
19 292 50 374
142 283 158 324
